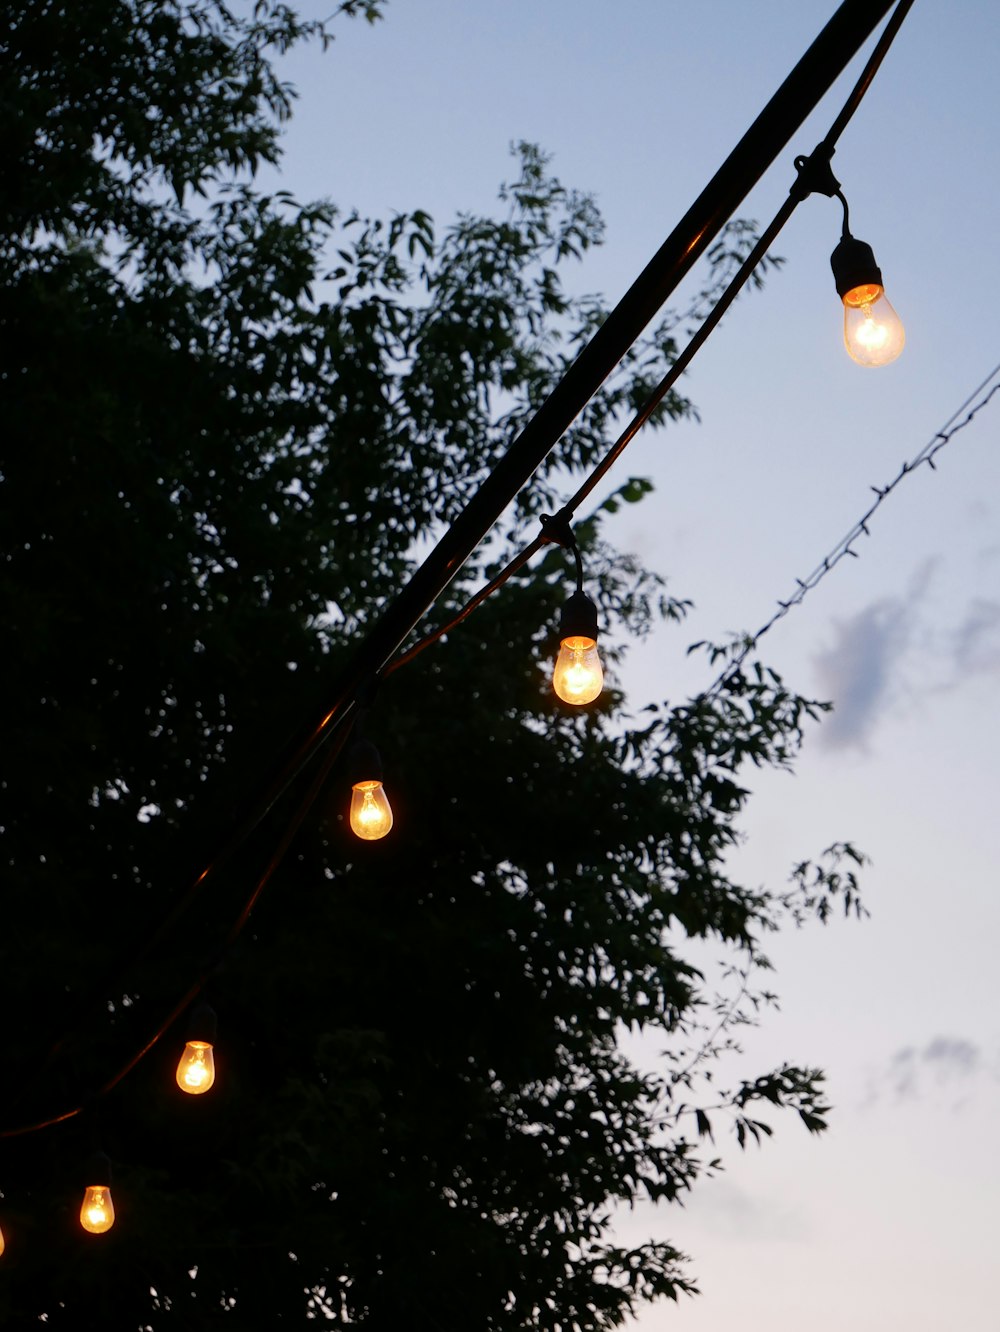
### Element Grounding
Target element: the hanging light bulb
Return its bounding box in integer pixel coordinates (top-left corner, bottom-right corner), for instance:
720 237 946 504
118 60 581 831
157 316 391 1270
348 738 393 840
176 1002 217 1095
0 1221 6 1257
830 234 904 367
553 590 603 705
79 1152 115 1235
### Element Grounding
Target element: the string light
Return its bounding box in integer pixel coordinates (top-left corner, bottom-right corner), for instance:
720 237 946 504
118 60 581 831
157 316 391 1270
176 1003 218 1096
348 738 393 840
0 0 931 1247
790 144 905 368
0 2 919 1162
830 232 904 366
553 590 603 705
542 514 605 707
79 1152 115 1235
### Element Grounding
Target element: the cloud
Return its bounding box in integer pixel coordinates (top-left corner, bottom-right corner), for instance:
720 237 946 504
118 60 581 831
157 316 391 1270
950 597 1000 677
813 599 913 749
888 1037 982 1099
679 1178 811 1243
812 561 936 750
862 1036 998 1110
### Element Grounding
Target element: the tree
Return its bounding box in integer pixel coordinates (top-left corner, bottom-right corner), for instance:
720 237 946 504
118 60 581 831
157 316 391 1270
0 3 863 1328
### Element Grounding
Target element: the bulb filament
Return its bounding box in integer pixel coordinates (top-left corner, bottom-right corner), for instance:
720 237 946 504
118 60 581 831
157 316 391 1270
80 1186 115 1234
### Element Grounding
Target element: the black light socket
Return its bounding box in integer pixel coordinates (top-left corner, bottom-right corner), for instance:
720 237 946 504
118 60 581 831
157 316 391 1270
185 1002 217 1044
348 738 383 786
830 235 883 299
558 590 599 642
82 1150 112 1187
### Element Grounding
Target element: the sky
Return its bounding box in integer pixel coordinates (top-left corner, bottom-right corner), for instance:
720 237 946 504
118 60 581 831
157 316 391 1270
268 3 1000 1327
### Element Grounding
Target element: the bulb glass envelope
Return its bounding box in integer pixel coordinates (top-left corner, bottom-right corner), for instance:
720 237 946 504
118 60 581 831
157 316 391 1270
80 1185 115 1234
553 636 604 704
841 280 905 366
350 779 393 839
176 1039 216 1094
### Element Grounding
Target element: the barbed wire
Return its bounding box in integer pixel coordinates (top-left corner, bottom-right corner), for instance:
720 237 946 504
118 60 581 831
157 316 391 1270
707 359 1000 697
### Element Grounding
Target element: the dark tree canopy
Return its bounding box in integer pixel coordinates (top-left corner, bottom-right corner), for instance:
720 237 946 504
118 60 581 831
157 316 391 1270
0 3 862 1329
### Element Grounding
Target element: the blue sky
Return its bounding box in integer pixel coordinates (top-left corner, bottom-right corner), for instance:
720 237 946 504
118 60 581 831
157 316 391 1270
270 3 1000 1326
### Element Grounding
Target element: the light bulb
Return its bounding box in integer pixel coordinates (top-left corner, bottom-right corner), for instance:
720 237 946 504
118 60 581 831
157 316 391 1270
80 1185 115 1235
0 1223 6 1257
553 635 604 705
842 282 905 366
350 779 393 840
176 1039 216 1094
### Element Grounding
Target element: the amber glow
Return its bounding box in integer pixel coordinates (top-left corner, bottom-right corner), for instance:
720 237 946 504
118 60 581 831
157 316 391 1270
842 282 883 308
842 283 905 366
0 1223 6 1257
80 1186 115 1234
176 1039 216 1094
553 635 604 705
350 779 393 840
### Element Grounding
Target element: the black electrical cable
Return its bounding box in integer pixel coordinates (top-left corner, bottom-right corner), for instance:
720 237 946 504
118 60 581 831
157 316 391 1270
385 536 546 677
820 0 915 151
143 0 902 932
385 0 916 676
0 715 353 1139
39 696 361 1074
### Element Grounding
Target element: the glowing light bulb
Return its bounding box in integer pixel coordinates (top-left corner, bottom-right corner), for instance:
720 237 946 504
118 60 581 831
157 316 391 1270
553 635 604 705
80 1185 115 1235
176 1039 216 1094
830 234 904 368
350 779 393 840
553 588 603 705
842 282 904 366
0 1223 6 1256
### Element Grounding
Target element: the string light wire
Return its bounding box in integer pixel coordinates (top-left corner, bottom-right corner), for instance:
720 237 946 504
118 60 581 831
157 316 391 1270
704 360 1000 696
0 715 354 1139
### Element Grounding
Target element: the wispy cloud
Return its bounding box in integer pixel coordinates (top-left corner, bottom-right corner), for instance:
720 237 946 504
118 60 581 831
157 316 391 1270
950 597 1000 677
864 1035 998 1110
888 1037 982 1098
680 1178 811 1243
812 561 936 750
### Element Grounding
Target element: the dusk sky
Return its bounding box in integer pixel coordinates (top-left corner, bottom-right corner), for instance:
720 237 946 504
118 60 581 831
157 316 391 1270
271 3 999 1326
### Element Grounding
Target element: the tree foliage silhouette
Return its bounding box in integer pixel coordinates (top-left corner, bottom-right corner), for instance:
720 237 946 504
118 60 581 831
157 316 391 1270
0 2 862 1328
